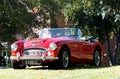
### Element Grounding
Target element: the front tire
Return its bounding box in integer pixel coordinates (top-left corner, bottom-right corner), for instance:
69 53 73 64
58 48 70 69
12 61 26 69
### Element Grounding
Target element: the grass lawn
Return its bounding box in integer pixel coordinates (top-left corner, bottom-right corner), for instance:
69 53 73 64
0 65 120 79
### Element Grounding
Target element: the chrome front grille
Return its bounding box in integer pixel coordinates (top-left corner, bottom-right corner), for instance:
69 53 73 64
23 49 47 56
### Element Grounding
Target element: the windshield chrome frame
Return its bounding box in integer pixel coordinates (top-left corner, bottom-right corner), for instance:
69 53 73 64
39 28 81 40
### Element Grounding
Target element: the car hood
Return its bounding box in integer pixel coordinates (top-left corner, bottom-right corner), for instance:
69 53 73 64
24 37 71 49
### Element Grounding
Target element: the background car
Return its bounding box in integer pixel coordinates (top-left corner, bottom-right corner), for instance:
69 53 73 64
10 28 104 69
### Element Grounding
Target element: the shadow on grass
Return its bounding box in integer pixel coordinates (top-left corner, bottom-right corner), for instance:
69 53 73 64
69 64 111 70
26 64 111 70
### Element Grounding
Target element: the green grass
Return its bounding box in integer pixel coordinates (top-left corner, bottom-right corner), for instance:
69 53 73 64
0 65 120 79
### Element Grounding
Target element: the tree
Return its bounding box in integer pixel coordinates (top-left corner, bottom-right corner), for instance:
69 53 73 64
0 0 61 43
104 0 120 65
18 0 61 38
0 0 34 42
89 0 120 65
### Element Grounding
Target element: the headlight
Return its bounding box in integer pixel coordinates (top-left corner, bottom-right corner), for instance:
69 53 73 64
49 43 57 50
11 44 18 51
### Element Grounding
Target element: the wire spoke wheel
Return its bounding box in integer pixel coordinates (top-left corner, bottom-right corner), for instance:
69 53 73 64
94 50 101 66
59 47 70 69
62 51 69 68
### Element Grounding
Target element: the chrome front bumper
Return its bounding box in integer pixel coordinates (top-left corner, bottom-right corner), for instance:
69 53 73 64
10 55 59 61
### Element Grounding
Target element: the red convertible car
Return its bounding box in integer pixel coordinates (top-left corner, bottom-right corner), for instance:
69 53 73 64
10 28 104 69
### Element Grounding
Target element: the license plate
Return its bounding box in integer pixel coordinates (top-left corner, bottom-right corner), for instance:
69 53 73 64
26 60 41 65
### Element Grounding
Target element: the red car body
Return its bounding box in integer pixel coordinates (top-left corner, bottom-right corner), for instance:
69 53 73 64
10 28 104 69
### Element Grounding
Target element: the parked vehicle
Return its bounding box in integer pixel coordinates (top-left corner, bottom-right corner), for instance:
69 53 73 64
10 28 104 69
0 50 8 68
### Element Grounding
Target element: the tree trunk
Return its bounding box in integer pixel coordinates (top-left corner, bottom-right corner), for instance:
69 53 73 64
113 38 119 65
106 34 114 65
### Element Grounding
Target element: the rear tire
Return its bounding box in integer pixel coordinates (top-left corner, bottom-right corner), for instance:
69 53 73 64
93 48 101 66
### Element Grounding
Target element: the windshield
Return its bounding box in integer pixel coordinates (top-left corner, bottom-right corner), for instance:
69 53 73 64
39 28 79 39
